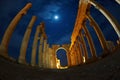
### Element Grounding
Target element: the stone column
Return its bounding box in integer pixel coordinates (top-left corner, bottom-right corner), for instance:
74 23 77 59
75 39 82 65
53 51 57 68
87 14 108 53
69 52 72 66
69 53 71 66
76 41 82 65
75 45 80 65
82 24 97 58
115 0 120 5
73 52 76 66
31 25 40 66
38 36 44 67
89 0 120 41
69 53 73 66
46 47 51 68
70 48 76 66
70 51 74 66
73 44 78 65
70 48 73 66
0 3 32 57
18 16 37 64
50 48 54 68
77 39 83 64
66 51 71 67
43 39 47 68
46 45 50 68
47 44 50 68
45 44 49 68
51 46 57 68
79 31 88 61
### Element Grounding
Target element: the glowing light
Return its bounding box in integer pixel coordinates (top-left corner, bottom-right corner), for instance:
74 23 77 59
54 15 59 20
83 56 86 63
56 58 68 69
56 59 60 69
60 66 68 69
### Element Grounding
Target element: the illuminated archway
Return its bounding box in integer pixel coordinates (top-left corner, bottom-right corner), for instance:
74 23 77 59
55 47 68 69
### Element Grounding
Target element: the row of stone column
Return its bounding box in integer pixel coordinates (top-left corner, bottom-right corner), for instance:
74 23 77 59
18 16 37 64
18 19 48 66
0 3 32 58
69 0 120 66
0 2 51 68
19 20 50 67
69 14 109 66
69 31 88 66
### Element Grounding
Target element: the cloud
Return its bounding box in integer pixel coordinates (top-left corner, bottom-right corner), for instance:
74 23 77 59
37 2 61 20
56 33 71 44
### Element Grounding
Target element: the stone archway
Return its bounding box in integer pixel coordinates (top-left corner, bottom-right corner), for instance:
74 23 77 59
52 44 70 68
55 47 68 68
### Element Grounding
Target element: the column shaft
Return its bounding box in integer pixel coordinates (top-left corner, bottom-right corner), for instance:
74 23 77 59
79 31 88 60
74 44 79 65
73 52 76 65
70 53 74 66
87 14 108 53
45 44 49 68
70 52 74 66
31 25 40 66
50 48 54 68
70 48 73 66
75 40 83 64
38 36 44 67
66 52 71 67
71 48 76 66
89 0 120 39
77 40 83 64
18 16 37 64
46 47 51 68
43 39 47 68
82 24 97 58
51 48 56 68
69 53 72 66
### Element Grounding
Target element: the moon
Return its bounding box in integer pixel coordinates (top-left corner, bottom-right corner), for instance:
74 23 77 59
54 15 59 20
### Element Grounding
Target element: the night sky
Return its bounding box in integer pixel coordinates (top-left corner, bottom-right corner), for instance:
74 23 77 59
0 0 120 66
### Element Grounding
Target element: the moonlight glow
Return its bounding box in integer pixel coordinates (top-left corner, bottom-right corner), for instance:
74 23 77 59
54 15 59 20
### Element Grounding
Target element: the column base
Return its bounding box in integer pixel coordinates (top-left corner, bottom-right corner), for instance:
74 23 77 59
85 57 98 64
0 45 9 58
100 50 109 58
31 63 37 67
18 57 27 65
38 64 43 68
117 39 120 45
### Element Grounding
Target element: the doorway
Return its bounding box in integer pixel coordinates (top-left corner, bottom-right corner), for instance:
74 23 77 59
56 48 68 68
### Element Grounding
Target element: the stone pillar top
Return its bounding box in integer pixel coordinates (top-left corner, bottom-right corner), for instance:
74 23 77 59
28 16 37 29
42 33 47 39
40 22 45 32
39 22 47 39
20 3 32 15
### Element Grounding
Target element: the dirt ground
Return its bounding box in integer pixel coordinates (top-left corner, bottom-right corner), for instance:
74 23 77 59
0 46 120 80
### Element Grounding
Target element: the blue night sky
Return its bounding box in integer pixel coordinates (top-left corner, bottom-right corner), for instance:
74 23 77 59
0 0 120 65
